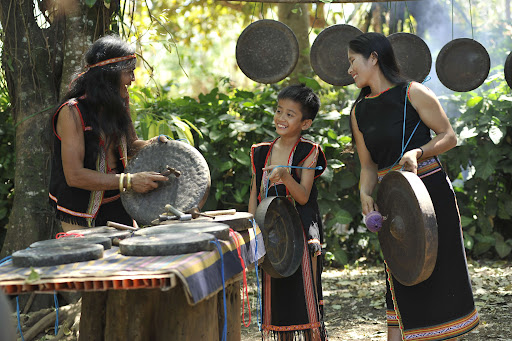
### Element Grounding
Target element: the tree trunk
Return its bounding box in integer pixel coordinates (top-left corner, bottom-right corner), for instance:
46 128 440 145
278 3 313 85
0 0 119 257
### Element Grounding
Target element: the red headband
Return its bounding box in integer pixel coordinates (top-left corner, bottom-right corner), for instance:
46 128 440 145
68 54 137 90
86 54 137 69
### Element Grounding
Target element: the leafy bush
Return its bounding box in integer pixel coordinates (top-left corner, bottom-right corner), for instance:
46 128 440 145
442 76 512 259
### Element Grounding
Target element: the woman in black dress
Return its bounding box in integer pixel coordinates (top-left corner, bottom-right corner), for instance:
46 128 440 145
348 32 479 341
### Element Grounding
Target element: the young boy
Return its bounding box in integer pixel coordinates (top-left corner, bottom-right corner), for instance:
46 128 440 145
249 84 327 340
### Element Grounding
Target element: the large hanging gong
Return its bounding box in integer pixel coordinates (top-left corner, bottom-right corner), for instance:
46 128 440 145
236 19 299 84
310 24 363 86
376 171 438 286
121 141 210 225
505 51 512 89
387 32 432 83
255 196 303 278
436 38 490 92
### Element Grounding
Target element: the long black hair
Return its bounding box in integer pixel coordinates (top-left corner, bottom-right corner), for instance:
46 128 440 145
349 32 406 106
54 34 136 157
348 33 408 145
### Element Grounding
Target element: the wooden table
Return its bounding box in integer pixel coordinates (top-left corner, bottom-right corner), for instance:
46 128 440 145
0 227 264 341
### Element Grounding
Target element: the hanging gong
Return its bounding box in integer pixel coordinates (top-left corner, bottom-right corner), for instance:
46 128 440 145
255 196 304 278
436 38 490 92
121 141 210 226
387 32 432 83
505 51 512 89
236 19 299 84
376 171 438 286
310 24 363 86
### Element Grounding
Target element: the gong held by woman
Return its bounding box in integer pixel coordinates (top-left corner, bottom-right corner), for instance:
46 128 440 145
348 32 479 341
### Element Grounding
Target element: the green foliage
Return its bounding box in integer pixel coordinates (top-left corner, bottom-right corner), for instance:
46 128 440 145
131 80 383 265
129 86 201 144
442 76 512 259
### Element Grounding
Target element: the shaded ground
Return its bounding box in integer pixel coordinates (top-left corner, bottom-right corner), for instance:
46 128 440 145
241 259 512 341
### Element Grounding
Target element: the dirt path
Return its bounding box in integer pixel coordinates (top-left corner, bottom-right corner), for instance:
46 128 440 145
241 259 512 340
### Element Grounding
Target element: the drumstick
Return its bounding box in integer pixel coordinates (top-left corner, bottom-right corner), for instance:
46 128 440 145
202 209 236 216
107 221 139 231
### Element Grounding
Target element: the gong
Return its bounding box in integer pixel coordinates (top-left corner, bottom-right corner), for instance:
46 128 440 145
121 141 210 225
505 51 512 89
158 212 254 232
236 19 299 84
255 196 304 278
376 171 438 286
67 226 132 242
310 24 363 86
134 222 231 240
119 232 215 257
30 235 112 250
387 32 432 83
436 38 490 92
12 244 104 268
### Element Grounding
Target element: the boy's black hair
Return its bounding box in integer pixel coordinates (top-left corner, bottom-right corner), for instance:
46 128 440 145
277 84 320 121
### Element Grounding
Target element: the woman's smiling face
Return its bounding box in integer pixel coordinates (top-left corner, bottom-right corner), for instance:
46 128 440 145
347 49 375 88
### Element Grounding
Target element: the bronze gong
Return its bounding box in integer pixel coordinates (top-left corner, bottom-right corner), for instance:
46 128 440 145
310 24 363 86
505 51 512 89
376 171 438 286
255 196 304 278
121 141 210 225
436 38 490 92
387 32 432 83
236 19 299 84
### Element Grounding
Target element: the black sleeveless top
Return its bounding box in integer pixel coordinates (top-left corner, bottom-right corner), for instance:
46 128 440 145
354 83 431 169
49 98 129 227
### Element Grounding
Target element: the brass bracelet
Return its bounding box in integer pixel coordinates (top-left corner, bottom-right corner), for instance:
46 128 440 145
126 173 132 191
119 173 125 192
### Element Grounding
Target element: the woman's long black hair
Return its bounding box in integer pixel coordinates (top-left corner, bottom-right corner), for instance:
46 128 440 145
53 34 136 158
348 33 408 142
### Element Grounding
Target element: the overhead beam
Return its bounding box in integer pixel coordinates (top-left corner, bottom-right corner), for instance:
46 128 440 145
223 0 416 3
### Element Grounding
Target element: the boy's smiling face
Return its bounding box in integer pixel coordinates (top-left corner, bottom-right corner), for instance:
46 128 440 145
274 98 312 137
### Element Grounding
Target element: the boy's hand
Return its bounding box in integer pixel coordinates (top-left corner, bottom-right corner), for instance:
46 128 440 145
263 165 289 184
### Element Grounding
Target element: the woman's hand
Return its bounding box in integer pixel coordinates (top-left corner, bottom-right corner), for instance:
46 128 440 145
399 148 422 174
262 165 289 184
148 135 169 145
360 192 378 215
130 172 168 193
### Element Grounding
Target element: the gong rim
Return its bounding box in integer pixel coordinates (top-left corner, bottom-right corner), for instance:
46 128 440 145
376 171 438 286
436 38 490 92
255 196 304 278
505 51 512 89
387 32 432 83
310 24 363 86
236 19 299 84
121 140 211 226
